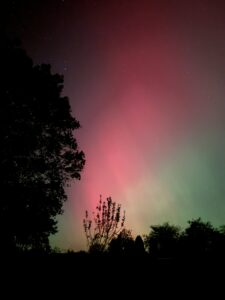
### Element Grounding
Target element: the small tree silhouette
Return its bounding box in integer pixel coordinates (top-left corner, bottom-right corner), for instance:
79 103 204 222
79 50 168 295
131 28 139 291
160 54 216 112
134 235 145 255
83 196 125 253
108 228 134 255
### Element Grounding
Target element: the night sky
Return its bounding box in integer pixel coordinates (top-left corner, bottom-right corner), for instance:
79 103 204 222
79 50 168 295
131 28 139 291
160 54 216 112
3 0 225 251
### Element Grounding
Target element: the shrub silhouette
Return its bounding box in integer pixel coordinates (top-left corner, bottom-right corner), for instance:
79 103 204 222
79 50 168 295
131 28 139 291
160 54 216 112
134 235 145 255
108 229 134 255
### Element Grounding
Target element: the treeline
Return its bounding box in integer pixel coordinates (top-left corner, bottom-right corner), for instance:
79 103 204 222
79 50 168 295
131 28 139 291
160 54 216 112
144 218 225 259
78 218 225 259
81 197 225 259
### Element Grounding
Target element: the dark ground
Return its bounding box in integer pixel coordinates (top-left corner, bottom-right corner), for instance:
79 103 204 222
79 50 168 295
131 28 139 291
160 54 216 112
2 253 224 292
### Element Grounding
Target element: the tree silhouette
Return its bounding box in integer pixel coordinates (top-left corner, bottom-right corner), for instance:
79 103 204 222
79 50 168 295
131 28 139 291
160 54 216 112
182 218 220 257
217 225 225 256
109 232 146 256
0 37 85 252
108 228 134 255
134 235 145 255
144 222 181 258
83 196 125 253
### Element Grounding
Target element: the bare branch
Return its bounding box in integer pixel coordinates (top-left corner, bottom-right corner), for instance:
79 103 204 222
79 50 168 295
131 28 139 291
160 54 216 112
83 195 126 252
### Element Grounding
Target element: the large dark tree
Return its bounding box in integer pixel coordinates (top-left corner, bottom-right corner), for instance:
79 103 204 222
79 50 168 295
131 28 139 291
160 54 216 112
0 37 85 252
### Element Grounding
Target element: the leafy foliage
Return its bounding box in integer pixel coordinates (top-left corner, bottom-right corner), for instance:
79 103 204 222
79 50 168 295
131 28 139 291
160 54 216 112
108 228 134 255
182 218 221 256
83 196 125 253
144 222 181 257
0 37 85 252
